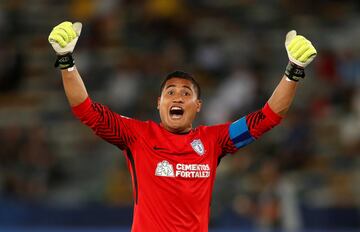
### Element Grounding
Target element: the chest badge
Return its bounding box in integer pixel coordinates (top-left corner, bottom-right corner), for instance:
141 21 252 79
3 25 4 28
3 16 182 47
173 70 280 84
191 139 205 156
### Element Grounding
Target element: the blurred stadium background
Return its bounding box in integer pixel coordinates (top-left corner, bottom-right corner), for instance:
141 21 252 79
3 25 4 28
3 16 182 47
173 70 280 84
1 0 360 231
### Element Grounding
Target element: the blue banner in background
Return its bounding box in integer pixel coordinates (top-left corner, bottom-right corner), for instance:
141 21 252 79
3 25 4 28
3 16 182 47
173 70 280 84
1 199 359 232
0 228 359 232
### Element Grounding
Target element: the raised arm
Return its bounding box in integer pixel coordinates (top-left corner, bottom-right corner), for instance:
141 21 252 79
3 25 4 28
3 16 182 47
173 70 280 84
48 21 88 106
228 31 317 149
267 75 297 116
268 30 317 116
47 22 142 150
61 67 88 107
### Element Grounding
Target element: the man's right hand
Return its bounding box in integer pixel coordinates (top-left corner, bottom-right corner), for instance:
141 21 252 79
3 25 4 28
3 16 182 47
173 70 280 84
48 21 82 69
48 21 82 55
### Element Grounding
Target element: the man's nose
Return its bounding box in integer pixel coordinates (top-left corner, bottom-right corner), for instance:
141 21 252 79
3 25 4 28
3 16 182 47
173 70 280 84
172 94 184 103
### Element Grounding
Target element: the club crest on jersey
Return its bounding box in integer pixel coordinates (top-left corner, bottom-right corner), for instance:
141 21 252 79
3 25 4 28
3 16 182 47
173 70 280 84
155 160 175 177
191 139 205 156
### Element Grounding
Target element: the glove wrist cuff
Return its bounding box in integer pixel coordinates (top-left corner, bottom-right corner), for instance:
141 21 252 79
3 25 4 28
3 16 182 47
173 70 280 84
55 53 74 69
285 61 305 82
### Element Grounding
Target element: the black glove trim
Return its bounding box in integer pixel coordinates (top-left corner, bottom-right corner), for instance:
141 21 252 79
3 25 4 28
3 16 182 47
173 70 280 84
285 62 305 82
55 53 74 69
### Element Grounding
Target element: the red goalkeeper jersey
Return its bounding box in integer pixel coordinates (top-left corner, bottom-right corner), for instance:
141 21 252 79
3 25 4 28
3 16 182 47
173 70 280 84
72 97 281 232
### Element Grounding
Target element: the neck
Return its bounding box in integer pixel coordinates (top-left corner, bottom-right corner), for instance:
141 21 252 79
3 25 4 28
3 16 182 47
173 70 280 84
161 123 192 134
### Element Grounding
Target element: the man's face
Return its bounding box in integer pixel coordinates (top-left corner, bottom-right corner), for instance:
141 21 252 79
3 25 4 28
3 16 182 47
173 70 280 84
157 78 202 133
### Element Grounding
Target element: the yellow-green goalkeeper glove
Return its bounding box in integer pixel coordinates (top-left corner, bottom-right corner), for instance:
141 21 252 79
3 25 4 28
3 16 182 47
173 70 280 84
48 21 82 69
284 30 317 82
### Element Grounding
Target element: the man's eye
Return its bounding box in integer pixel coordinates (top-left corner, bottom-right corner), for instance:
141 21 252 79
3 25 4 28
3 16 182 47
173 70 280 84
168 90 174 95
183 92 191 96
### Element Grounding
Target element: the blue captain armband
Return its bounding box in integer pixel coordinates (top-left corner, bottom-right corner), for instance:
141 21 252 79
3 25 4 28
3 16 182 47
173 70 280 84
229 117 255 149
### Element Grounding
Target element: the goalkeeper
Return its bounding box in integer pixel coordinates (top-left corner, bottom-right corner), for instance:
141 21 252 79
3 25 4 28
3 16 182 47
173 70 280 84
48 21 316 232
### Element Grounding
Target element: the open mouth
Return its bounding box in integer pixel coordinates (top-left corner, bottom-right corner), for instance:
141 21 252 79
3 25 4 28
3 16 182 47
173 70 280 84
169 106 184 119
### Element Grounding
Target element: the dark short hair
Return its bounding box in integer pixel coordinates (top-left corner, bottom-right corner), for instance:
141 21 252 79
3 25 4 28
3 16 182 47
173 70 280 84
160 71 201 99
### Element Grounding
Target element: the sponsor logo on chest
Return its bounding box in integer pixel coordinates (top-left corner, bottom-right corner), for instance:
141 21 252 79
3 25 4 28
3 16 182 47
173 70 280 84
155 160 211 178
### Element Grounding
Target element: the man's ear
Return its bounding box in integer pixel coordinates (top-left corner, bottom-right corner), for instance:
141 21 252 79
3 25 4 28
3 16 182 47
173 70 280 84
196 99 202 112
157 97 160 110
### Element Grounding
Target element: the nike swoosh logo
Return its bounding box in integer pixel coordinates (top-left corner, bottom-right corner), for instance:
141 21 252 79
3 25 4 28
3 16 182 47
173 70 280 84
153 146 166 150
